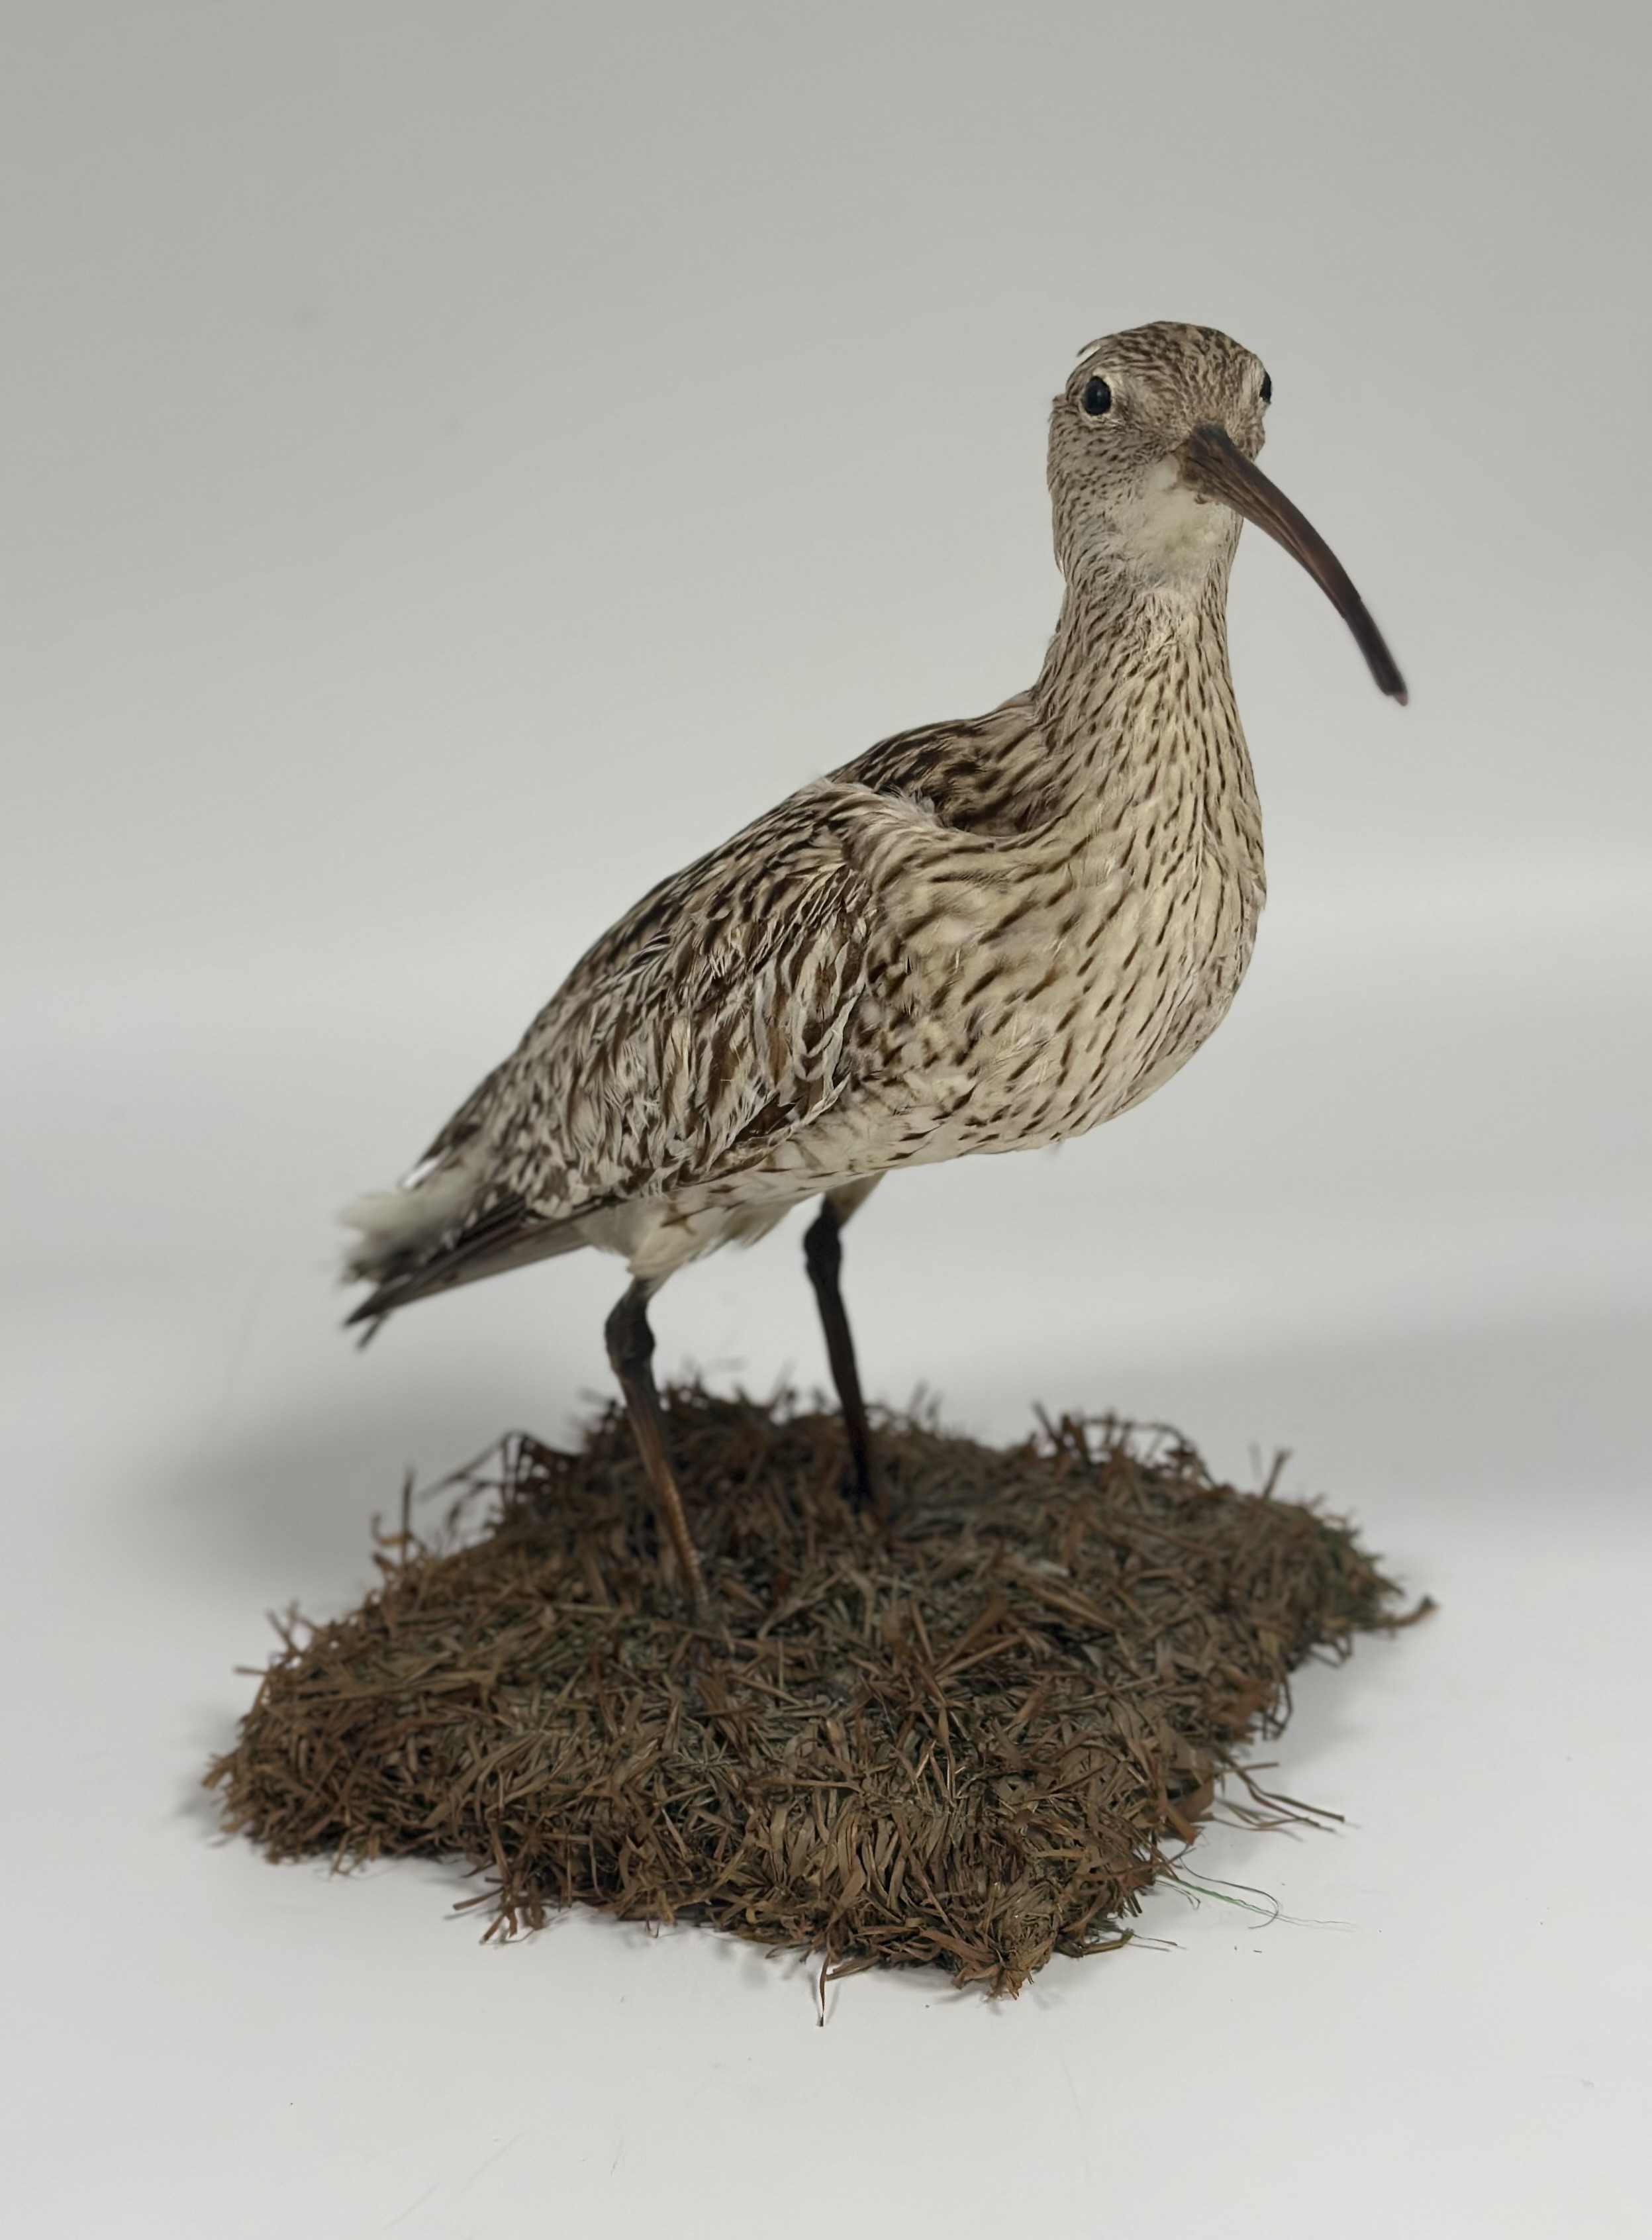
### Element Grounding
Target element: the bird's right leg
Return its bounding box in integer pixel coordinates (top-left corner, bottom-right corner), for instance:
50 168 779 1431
604 1279 708 1617
803 1192 881 1514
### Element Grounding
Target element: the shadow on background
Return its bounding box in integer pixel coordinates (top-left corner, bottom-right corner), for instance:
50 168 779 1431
166 1299 1651 1606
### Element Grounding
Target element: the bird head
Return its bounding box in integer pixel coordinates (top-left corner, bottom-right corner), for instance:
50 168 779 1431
1047 320 1404 701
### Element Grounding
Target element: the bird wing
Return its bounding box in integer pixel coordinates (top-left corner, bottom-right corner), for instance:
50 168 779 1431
510 689 1046 1212
348 698 1050 1320
479 782 879 1217
346 783 883 1319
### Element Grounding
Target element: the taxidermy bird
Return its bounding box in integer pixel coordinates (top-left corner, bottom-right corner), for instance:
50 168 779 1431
344 320 1405 1612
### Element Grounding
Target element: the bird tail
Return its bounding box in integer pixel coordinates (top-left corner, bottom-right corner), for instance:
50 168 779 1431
340 1155 591 1331
340 1149 487 1290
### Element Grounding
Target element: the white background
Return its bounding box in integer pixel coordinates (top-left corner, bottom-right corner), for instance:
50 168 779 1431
3 4 1649 2235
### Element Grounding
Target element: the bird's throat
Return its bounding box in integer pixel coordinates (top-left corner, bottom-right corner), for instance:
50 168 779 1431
1033 569 1255 836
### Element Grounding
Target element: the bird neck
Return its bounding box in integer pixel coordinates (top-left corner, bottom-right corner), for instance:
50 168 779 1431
1030 564 1260 854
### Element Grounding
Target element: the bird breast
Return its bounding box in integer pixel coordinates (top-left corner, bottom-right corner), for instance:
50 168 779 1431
859 756 1265 1161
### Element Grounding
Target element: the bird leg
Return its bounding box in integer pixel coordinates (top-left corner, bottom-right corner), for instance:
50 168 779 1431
604 1281 708 1616
803 1201 879 1511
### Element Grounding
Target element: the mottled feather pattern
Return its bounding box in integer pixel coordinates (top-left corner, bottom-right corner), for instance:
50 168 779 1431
487 795 876 1210
346 323 1280 1314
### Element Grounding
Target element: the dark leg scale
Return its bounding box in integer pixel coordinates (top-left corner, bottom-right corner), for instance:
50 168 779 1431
803 1201 880 1512
604 1280 708 1616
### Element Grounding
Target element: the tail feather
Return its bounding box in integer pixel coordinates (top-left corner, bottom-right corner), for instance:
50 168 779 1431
340 1155 484 1287
341 1182 593 1326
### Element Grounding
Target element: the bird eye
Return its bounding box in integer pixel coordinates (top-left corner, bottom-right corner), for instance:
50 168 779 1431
1260 371 1273 405
1081 376 1112 416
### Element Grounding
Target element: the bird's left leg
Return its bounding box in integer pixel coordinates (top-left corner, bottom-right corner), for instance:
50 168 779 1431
604 1279 708 1617
803 1180 882 1512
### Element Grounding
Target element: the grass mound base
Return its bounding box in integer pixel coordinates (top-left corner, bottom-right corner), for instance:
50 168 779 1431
211 1389 1406 1994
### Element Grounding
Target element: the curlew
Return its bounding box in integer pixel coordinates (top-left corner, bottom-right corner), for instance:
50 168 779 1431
343 321 1405 1612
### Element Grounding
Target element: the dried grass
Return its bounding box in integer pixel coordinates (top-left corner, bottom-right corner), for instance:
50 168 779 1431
209 1388 1410 1995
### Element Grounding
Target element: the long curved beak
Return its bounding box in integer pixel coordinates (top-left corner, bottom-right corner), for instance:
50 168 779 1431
1179 422 1407 704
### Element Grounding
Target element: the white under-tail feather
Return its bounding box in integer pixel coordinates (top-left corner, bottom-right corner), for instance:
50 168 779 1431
339 1147 485 1283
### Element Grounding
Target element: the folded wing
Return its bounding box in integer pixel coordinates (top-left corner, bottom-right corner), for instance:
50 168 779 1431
344 783 880 1320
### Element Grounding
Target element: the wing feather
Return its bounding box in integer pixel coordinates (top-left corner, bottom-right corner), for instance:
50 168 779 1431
346 695 1044 1311
483 785 875 1216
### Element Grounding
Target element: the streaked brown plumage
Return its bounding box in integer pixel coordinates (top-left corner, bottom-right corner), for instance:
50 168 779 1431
344 320 1404 1608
